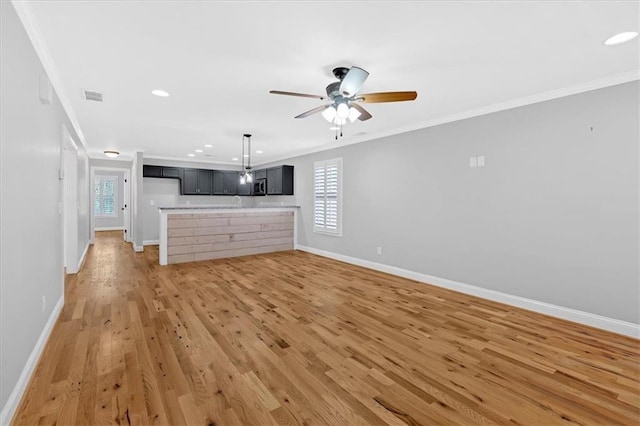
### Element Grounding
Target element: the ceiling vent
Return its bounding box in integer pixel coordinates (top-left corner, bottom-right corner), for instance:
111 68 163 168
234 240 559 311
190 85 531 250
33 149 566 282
83 90 103 102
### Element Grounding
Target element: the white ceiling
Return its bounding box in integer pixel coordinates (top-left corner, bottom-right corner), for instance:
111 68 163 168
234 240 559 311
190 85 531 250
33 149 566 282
26 1 639 165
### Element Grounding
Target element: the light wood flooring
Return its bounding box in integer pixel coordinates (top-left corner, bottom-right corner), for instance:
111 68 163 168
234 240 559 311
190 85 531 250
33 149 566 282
13 231 640 425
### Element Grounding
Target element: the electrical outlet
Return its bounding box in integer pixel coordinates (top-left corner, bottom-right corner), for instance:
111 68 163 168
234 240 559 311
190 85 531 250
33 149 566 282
377 246 383 255
41 296 46 313
150 199 155 206
477 155 485 167
469 156 477 168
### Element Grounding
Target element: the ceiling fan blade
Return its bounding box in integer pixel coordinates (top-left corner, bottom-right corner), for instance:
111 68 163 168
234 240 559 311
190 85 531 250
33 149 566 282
339 66 369 97
350 103 372 121
270 90 325 100
359 91 417 103
294 104 328 119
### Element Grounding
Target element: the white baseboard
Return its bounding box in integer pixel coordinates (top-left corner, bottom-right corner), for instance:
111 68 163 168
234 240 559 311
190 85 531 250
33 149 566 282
0 296 64 425
95 226 124 231
296 245 640 338
133 244 144 252
77 239 90 271
143 240 159 246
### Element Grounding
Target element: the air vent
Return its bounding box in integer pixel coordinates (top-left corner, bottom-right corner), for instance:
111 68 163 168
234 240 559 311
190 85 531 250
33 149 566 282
83 90 103 102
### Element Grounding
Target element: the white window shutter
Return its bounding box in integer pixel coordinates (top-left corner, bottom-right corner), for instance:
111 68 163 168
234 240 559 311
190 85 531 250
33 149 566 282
94 175 119 218
314 158 342 236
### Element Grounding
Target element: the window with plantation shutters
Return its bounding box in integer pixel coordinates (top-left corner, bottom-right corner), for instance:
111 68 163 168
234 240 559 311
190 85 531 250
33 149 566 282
94 176 118 217
314 158 342 236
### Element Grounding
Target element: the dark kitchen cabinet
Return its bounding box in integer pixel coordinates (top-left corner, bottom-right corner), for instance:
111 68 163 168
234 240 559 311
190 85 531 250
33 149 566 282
213 170 239 195
267 165 294 195
182 168 212 195
144 164 294 197
197 169 212 194
142 165 162 177
254 169 267 180
143 165 182 180
162 167 182 179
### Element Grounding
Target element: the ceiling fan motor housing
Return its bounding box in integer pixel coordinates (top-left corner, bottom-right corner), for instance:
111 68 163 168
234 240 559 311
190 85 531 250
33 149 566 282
332 67 350 80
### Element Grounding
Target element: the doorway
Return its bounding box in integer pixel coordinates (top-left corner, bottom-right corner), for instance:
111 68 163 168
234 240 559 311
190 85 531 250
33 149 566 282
90 166 131 244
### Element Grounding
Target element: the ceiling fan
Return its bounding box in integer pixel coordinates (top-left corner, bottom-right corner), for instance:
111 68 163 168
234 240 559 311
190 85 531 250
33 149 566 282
270 66 417 138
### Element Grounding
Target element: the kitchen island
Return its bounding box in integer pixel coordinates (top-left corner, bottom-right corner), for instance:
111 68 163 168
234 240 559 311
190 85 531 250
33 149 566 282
158 206 299 265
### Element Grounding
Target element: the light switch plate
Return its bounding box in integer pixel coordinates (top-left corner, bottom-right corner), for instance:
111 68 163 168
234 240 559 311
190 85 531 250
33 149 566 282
477 155 485 167
469 157 477 168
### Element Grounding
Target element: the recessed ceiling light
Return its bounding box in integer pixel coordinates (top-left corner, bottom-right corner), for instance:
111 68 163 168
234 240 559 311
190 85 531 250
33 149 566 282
187 153 195 157
204 144 213 148
104 150 119 158
256 150 264 154
604 31 639 46
195 149 203 153
151 89 170 97
232 157 239 161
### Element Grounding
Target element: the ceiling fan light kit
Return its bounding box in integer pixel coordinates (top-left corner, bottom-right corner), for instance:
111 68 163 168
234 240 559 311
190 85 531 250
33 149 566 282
270 65 417 139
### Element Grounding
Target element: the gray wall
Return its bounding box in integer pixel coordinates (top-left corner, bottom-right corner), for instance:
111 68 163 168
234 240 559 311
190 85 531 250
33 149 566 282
94 170 125 229
276 82 639 324
0 1 90 414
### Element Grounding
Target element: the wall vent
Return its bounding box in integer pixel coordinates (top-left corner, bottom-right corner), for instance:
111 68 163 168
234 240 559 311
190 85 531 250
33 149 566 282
83 90 103 102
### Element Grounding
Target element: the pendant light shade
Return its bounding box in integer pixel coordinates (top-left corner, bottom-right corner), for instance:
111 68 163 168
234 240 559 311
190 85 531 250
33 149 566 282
322 106 337 122
240 133 253 185
336 102 350 119
348 107 361 123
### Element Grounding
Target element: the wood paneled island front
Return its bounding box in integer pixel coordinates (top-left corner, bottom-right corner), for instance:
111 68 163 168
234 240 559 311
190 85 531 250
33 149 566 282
158 207 298 265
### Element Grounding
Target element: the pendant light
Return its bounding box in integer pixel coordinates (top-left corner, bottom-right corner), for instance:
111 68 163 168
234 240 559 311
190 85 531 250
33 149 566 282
240 133 253 184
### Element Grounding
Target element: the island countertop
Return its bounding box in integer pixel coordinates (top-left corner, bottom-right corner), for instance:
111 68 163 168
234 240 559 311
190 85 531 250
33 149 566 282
158 205 300 210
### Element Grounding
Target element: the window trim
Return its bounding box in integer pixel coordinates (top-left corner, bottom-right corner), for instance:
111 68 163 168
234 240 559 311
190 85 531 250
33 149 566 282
94 175 118 218
313 158 343 237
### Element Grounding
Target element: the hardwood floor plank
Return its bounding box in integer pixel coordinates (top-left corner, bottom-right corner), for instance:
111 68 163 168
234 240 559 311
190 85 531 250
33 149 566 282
11 231 640 425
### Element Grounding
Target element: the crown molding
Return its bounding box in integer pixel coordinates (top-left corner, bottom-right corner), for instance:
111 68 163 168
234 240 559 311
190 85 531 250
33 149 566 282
11 0 87 150
262 70 640 165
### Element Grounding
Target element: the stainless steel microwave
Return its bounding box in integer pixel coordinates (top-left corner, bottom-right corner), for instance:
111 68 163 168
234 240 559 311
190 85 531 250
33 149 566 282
253 178 266 195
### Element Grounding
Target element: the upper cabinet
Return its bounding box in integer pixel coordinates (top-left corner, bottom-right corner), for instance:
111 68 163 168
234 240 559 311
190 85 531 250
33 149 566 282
213 170 239 195
182 168 212 195
143 164 293 196
267 165 294 195
142 165 163 178
143 165 183 179
162 167 182 179
254 169 267 180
